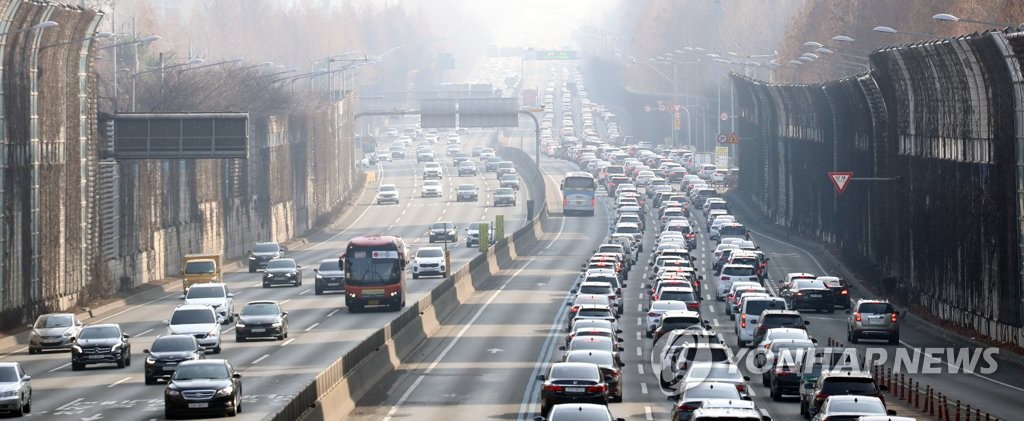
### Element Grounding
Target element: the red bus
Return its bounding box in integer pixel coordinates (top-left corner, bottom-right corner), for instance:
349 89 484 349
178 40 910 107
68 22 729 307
341 235 408 312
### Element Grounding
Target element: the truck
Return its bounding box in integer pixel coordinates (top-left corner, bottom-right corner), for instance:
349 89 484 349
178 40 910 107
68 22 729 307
181 254 223 293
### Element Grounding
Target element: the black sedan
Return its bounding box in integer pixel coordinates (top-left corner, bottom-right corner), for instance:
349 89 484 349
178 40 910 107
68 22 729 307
235 301 289 341
143 335 205 385
537 362 609 416
784 280 835 313
164 359 242 418
262 258 302 288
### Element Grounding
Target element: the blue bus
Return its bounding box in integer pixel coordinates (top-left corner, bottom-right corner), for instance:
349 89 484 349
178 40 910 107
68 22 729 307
561 171 597 216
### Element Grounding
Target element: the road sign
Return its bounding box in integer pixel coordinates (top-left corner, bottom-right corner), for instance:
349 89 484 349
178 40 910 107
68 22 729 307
715 146 729 156
828 172 854 194
720 112 729 121
673 114 681 129
674 104 682 112
111 113 249 159
726 132 740 144
674 112 681 119
658 104 666 111
644 105 652 112
717 134 728 144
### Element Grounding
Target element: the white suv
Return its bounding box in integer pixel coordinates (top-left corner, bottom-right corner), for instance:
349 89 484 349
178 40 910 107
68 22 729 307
411 247 445 279
716 264 760 300
183 283 235 324
735 296 787 347
421 180 443 197
423 162 442 179
166 304 221 353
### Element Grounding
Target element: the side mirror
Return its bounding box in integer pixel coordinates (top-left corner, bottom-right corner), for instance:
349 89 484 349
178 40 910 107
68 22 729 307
313 269 319 273
618 362 626 368
742 395 752 401
743 376 751 381
227 293 235 298
698 275 704 280
233 313 240 319
886 410 897 416
621 283 627 288
804 321 810 325
804 383 815 389
25 323 33 329
565 301 572 306
233 373 242 379
615 329 623 334
122 333 130 339
558 346 566 351
879 384 889 392
618 337 625 343
570 289 577 294
282 311 288 316
164 320 170 325
143 349 151 354
198 347 206 352
534 417 545 421
618 347 625 352
536 374 546 381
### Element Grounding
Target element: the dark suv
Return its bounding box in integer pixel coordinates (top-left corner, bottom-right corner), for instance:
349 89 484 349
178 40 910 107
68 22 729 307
164 359 242 418
847 299 900 344
314 258 344 295
143 335 205 385
248 242 285 273
752 310 809 345
71 324 131 370
808 370 887 418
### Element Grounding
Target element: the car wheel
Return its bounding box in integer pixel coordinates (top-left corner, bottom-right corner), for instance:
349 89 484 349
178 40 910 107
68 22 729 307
737 338 745 347
117 355 126 369
348 305 362 314
413 273 420 279
28 348 36 355
762 372 770 387
315 287 323 295
145 375 156 385
71 362 83 371
23 397 30 414
262 282 270 288
277 333 285 341
827 307 835 314
771 383 781 401
213 345 221 354
11 400 23 416
889 334 899 345
248 265 255 273
165 407 176 419
799 399 806 416
126 354 132 367
850 332 859 344
236 334 246 342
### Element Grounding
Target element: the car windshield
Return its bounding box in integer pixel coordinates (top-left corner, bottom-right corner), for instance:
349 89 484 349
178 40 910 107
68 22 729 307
501 175 516 181
859 303 895 314
662 317 701 330
79 326 119 339
417 249 444 258
744 300 784 316
184 261 216 274
459 185 475 191
431 223 453 230
318 260 341 272
570 339 613 352
723 266 757 276
684 384 741 399
616 225 639 234
652 301 689 311
580 285 611 295
821 378 878 395
827 399 886 414
496 188 514 195
660 290 696 301
171 309 215 325
242 303 281 316
36 314 73 328
266 259 296 270
253 243 279 253
0 366 18 382
423 180 441 186
379 185 396 192
151 336 197 353
550 364 599 380
766 329 808 340
578 309 612 318
719 226 747 236
173 363 230 380
186 286 225 299
566 351 615 366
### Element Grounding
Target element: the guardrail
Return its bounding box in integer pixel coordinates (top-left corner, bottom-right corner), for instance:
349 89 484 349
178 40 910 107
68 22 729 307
270 134 550 420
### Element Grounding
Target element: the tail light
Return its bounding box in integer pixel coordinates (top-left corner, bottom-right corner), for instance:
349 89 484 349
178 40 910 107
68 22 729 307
678 402 701 412
570 306 580 314
563 197 567 206
841 289 849 295
854 313 862 322
891 312 898 323
648 311 658 317
815 392 830 401
543 384 564 392
741 314 747 328
775 366 793 376
652 294 659 301
735 384 747 393
686 302 700 311
694 280 701 288
586 384 606 393
721 276 730 281
592 198 596 206
685 233 695 239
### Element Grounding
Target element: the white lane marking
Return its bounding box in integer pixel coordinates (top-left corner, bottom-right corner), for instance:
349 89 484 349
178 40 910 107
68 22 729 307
637 363 645 375
638 293 644 299
640 382 648 394
712 319 720 327
281 338 296 347
636 346 642 357
386 231 560 421
222 326 235 334
636 317 642 326
251 283 262 288
56 398 84 411
107 376 132 388
645 406 654 421
134 328 154 337
636 332 642 341
280 299 290 305
305 323 319 332
326 309 339 318
748 388 757 397
252 354 270 364
637 303 642 312
298 289 311 295
96 293 181 323
48 362 71 373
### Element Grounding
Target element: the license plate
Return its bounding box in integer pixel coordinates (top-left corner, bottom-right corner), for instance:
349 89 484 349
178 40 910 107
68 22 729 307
810 294 822 298
163 366 177 371
44 340 61 344
867 318 884 325
188 403 209 409
251 328 265 333
368 300 379 305
574 201 584 205
364 289 385 295
327 282 340 287
565 387 586 393
87 355 105 359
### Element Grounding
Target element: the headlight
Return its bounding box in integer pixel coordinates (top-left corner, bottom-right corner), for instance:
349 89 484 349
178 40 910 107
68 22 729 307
235 323 246 328
271 322 282 328
166 389 181 397
111 343 123 352
0 390 18 397
214 386 234 397
146 357 156 365
249 256 255 260
30 329 40 338
389 291 399 297
207 328 219 337
316 274 323 279
71 345 82 353
188 354 202 361
62 330 73 337
348 293 357 298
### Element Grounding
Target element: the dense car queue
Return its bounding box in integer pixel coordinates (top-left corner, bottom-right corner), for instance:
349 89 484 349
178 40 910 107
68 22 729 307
531 66 911 421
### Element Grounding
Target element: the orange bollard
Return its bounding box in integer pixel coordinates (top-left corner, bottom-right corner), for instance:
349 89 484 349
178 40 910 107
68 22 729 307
898 373 905 400
938 393 944 419
926 385 934 416
913 380 919 408
965 404 971 421
956 400 961 421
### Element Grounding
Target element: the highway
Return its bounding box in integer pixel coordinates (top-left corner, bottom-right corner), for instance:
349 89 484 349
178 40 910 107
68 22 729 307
0 128 528 420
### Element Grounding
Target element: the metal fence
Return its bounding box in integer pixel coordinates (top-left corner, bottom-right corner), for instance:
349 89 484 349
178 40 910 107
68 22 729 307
0 1 103 330
734 29 1024 345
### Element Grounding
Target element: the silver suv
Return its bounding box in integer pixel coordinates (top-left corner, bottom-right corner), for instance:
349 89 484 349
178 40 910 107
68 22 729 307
846 299 900 344
167 305 222 353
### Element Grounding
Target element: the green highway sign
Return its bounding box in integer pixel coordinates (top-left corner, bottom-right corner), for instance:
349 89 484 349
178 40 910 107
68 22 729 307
534 50 578 60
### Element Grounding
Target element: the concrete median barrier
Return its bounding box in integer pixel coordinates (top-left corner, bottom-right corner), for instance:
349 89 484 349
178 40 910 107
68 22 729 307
271 142 551 421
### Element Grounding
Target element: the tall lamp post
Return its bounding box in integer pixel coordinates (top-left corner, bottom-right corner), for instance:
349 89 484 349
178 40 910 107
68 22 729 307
932 13 1016 28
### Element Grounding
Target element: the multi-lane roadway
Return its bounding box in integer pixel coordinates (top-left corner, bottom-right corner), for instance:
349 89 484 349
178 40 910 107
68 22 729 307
0 129 527 420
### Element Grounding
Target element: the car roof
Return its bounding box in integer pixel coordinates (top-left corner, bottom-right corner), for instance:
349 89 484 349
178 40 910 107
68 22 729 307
662 310 701 318
174 304 215 312
188 283 225 289
821 370 874 380
244 300 279 306
660 286 695 293
762 310 802 316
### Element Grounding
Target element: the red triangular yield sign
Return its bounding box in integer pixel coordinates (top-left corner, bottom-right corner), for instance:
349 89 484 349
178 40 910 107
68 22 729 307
828 171 854 193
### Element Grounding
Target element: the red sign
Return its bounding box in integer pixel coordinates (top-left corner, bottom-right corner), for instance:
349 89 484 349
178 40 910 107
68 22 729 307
828 172 854 194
